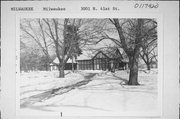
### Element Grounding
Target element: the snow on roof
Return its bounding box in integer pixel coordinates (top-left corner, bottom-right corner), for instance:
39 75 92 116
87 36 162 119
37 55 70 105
67 58 76 63
52 57 59 64
50 48 128 65
50 57 76 65
76 52 92 60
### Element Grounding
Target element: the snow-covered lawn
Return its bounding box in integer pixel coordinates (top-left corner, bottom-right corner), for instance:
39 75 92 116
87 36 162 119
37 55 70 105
19 69 159 116
20 71 85 99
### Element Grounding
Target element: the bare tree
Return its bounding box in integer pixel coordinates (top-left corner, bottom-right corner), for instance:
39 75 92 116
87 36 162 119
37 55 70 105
139 20 157 70
20 19 52 71
20 18 103 77
140 40 157 70
21 18 83 77
96 18 157 85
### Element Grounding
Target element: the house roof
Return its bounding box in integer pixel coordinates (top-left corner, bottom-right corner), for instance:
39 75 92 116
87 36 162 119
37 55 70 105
50 57 76 65
107 48 123 59
50 48 128 65
92 51 109 59
76 51 92 60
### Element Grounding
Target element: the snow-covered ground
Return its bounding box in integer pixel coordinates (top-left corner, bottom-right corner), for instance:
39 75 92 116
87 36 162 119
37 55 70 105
20 71 85 99
19 69 159 116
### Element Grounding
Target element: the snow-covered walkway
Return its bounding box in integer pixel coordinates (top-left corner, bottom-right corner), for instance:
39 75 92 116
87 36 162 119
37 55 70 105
19 70 159 116
20 72 97 108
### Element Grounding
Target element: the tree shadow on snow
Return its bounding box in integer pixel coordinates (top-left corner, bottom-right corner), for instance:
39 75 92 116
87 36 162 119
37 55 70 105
111 73 128 85
56 104 110 112
20 89 50 96
25 105 55 112
20 73 97 109
78 73 129 90
23 103 110 112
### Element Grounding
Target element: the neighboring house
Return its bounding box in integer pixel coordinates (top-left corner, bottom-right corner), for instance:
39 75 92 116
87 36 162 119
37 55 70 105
50 48 128 71
50 58 77 71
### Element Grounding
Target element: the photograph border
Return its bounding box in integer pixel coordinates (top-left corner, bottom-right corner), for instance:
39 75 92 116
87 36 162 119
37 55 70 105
15 12 163 117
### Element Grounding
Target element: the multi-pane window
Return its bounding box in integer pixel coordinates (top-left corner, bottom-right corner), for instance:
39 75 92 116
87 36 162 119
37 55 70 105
76 51 126 70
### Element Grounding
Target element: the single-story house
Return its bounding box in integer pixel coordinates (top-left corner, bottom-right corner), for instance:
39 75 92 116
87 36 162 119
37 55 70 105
50 48 128 71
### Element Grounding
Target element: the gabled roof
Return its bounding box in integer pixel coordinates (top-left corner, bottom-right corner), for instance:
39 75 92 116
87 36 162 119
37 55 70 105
50 48 129 65
101 48 123 59
110 48 123 59
92 51 110 59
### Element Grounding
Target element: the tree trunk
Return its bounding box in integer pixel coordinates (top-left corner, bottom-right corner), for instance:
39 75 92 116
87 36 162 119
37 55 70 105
45 64 48 71
72 58 74 72
146 55 151 70
147 63 151 70
58 65 65 78
128 55 139 85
